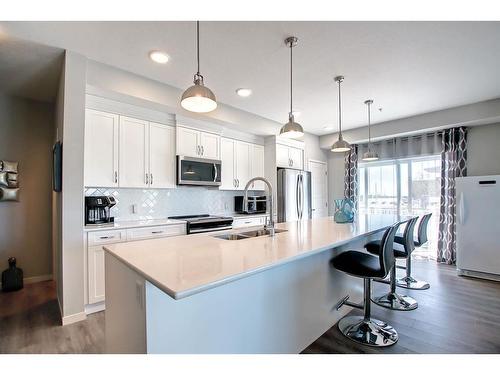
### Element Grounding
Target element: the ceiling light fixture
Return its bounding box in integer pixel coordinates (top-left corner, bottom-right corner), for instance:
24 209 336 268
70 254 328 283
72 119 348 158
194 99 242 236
331 76 351 153
279 36 304 139
149 50 170 64
362 99 379 161
180 21 217 113
236 88 252 97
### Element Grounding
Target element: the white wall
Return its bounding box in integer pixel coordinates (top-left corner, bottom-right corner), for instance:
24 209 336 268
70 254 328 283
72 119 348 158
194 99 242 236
467 123 500 176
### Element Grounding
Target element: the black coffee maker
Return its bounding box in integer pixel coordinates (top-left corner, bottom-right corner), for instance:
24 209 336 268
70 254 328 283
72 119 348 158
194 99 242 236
85 195 116 225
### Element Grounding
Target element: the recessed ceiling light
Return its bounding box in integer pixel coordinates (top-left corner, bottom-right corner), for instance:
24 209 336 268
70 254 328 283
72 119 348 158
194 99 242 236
236 88 252 97
149 50 170 64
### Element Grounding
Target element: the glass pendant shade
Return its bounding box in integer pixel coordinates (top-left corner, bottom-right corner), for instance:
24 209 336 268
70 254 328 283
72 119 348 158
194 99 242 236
181 75 217 113
280 114 304 139
181 21 217 113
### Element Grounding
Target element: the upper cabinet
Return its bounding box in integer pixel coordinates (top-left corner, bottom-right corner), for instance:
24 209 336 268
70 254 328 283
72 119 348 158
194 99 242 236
176 126 220 160
84 109 175 189
276 143 304 170
220 138 265 191
84 109 119 187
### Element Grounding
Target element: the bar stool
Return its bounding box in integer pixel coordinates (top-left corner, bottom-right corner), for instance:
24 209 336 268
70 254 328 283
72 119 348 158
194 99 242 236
365 216 419 311
331 222 401 347
395 213 432 290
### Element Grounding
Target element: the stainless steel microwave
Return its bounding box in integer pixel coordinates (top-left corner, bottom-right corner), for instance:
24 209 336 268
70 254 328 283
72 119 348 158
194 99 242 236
177 156 222 186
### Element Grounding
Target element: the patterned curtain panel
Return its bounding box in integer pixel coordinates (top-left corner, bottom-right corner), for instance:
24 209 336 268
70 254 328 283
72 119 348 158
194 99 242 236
437 127 467 264
344 145 359 204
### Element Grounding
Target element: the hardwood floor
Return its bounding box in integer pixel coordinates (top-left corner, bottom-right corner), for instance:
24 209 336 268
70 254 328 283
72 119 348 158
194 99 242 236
1 260 499 354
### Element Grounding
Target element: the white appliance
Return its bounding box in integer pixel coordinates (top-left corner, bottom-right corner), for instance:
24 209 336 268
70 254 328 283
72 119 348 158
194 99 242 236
277 168 312 223
456 175 500 281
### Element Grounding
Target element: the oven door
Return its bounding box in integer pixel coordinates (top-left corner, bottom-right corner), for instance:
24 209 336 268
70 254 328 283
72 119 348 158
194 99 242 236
177 156 222 186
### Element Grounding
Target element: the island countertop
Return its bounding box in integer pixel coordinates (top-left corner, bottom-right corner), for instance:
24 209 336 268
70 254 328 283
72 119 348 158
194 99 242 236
104 214 405 300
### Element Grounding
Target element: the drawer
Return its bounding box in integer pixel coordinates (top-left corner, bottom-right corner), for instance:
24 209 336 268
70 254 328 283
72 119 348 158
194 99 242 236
232 216 265 229
88 229 127 246
126 224 186 241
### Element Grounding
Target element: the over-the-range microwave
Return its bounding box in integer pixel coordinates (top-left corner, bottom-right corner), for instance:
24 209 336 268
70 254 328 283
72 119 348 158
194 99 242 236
177 156 222 186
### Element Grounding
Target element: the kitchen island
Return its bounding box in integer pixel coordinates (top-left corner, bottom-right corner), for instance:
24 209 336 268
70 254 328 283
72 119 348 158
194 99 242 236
104 214 404 353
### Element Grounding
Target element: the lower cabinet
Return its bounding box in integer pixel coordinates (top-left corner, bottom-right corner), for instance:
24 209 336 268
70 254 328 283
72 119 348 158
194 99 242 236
232 216 266 229
86 224 186 307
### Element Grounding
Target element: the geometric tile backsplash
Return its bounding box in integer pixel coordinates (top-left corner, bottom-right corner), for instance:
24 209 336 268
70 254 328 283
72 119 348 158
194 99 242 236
85 187 263 221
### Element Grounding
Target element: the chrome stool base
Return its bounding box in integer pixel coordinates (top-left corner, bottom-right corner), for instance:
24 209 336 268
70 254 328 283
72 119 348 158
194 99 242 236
372 292 418 311
396 276 430 290
338 315 398 347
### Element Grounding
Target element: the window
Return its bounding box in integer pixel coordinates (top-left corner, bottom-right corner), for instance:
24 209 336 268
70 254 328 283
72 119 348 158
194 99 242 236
359 155 440 259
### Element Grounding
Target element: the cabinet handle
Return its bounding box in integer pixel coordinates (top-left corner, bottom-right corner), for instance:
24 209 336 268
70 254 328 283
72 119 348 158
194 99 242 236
201 145 204 155
99 236 113 240
151 231 164 234
145 173 149 185
150 173 153 185
114 171 118 183
237 179 239 188
196 145 200 155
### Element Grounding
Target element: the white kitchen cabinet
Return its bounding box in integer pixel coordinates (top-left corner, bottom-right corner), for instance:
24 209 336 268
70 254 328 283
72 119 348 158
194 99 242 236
251 145 265 190
87 224 186 307
119 116 149 188
176 126 220 159
232 216 266 229
235 141 251 190
220 138 236 190
84 109 119 187
276 143 304 170
149 123 175 188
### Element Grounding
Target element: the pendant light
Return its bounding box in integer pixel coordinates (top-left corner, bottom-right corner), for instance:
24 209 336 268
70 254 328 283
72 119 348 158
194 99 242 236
180 21 217 113
279 36 304 139
362 99 379 161
331 76 351 152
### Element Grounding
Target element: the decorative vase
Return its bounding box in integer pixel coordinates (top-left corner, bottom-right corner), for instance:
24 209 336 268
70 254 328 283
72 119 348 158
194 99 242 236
333 198 355 223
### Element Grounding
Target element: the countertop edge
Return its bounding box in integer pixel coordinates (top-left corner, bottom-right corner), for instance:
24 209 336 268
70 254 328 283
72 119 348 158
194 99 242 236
103 224 389 301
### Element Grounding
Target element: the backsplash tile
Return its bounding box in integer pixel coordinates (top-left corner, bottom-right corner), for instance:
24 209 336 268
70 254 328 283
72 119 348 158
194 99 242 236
85 187 264 221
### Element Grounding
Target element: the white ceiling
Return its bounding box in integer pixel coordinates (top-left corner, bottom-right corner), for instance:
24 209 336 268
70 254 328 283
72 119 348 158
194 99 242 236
2 21 500 134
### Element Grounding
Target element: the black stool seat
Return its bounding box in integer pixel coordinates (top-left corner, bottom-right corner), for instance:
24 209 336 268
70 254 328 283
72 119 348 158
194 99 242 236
332 251 385 279
365 240 406 258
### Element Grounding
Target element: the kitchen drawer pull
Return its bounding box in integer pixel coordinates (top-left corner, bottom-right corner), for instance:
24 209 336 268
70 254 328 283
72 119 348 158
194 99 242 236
99 236 114 240
151 231 164 234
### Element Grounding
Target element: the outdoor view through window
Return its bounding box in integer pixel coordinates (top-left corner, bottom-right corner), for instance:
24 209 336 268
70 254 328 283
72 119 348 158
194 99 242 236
358 155 440 258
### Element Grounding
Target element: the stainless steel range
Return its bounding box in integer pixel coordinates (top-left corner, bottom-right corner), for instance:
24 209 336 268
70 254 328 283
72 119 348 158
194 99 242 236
168 214 233 234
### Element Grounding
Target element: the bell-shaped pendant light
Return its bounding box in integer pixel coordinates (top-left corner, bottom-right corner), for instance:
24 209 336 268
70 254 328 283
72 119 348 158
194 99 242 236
331 76 351 152
279 36 304 139
181 21 217 113
362 99 379 161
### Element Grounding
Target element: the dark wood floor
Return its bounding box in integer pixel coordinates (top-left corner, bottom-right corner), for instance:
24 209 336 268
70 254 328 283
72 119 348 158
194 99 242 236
1 260 499 354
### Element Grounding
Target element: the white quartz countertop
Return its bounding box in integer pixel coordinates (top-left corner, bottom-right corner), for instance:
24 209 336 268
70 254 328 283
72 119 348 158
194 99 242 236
104 214 406 300
84 218 186 232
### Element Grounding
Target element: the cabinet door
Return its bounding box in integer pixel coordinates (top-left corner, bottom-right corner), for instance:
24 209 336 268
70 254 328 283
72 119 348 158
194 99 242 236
119 116 149 188
251 144 265 190
149 123 175 188
84 109 119 187
289 146 304 170
220 138 236 190
176 126 200 157
276 144 290 168
199 132 220 159
88 245 106 304
235 141 251 190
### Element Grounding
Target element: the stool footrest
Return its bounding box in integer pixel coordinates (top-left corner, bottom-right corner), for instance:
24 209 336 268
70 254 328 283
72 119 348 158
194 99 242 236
335 294 363 311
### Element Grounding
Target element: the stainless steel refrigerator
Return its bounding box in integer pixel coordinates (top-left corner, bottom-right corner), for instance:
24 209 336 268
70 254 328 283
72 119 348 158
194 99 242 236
277 168 312 223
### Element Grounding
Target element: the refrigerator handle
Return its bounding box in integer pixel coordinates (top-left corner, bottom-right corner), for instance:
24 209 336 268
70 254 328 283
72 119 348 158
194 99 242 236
299 174 304 219
458 192 465 224
296 174 301 219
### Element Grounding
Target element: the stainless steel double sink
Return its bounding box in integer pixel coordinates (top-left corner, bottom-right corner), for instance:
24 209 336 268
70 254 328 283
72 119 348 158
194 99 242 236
214 228 288 240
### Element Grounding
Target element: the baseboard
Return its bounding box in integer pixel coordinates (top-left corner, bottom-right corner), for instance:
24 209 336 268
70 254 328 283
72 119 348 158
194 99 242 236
457 268 500 282
0 273 52 288
85 301 106 315
61 311 87 326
